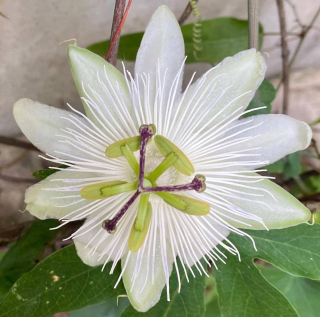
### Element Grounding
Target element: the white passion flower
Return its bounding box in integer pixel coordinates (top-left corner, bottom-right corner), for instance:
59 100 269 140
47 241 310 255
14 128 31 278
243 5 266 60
13 5 311 313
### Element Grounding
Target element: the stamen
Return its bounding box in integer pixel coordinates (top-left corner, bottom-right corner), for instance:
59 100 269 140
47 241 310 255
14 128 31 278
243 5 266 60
81 180 136 199
147 152 178 183
128 197 153 252
121 144 139 176
154 135 194 176
156 192 210 216
105 135 141 158
134 194 151 231
103 191 140 233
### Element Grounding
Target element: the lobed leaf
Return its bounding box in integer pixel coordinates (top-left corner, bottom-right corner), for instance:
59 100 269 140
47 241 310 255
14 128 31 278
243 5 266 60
0 245 125 317
0 220 59 296
212 254 298 317
260 266 320 317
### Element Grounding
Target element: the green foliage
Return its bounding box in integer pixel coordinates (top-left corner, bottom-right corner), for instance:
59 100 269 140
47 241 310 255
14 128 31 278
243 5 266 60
204 276 221 317
0 247 205 317
213 254 298 317
122 260 206 317
243 79 276 118
260 266 320 317
33 165 68 180
235 224 320 279
0 220 59 296
69 298 129 317
88 18 263 65
266 152 305 179
210 224 320 317
0 245 125 317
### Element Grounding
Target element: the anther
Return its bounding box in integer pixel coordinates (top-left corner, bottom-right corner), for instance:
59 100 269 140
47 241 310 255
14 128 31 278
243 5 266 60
154 135 194 176
105 136 141 158
81 180 136 200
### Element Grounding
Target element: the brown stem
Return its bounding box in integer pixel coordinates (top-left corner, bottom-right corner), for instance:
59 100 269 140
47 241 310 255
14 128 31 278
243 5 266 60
276 0 290 114
0 135 39 152
276 5 320 91
106 0 126 65
178 0 199 26
0 174 37 183
289 6 320 69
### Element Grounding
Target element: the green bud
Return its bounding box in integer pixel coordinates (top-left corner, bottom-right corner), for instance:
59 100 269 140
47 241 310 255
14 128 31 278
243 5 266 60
129 201 152 252
81 180 137 200
154 135 195 176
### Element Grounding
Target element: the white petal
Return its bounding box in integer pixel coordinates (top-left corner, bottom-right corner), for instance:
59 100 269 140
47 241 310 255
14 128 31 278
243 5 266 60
74 193 137 267
172 49 266 151
135 5 185 106
121 231 173 312
212 114 312 169
25 169 97 220
13 98 97 160
207 174 311 230
74 219 127 267
68 45 135 138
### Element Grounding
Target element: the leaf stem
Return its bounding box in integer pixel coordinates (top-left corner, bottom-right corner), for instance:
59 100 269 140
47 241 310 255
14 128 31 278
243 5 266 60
276 0 290 114
248 0 259 49
178 0 199 26
0 135 39 152
105 0 132 65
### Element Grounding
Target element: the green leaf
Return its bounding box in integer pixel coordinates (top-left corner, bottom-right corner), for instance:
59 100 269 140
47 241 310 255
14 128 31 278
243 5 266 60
283 152 302 178
212 254 298 317
265 159 285 174
121 261 206 317
243 79 276 118
0 245 125 317
232 224 320 280
0 220 59 296
88 18 263 65
33 165 68 180
260 266 320 317
69 298 129 317
204 276 221 317
257 79 277 104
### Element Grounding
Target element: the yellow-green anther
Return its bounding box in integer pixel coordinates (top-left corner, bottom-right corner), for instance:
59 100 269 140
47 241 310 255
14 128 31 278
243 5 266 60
100 181 137 197
154 135 195 176
157 192 210 215
129 201 152 252
148 152 178 182
105 136 141 158
81 180 137 200
120 144 139 176
155 192 187 211
134 194 150 231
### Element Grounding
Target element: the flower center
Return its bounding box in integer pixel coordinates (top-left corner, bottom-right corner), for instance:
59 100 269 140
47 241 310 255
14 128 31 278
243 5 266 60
80 124 209 252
